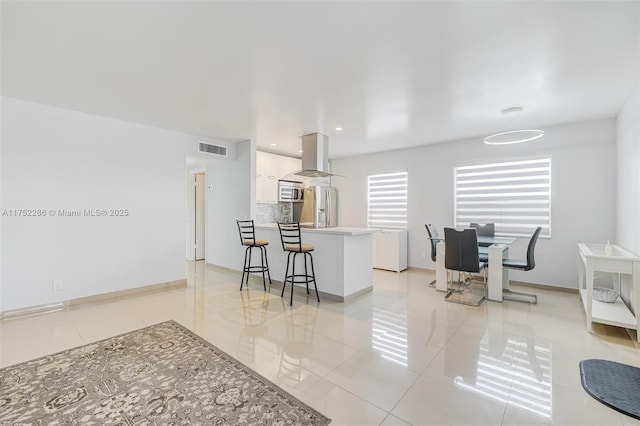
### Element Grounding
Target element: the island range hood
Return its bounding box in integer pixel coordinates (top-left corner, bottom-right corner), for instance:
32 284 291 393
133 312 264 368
295 133 334 178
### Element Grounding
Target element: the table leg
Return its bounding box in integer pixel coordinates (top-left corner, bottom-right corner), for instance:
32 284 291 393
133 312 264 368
586 259 594 334
436 241 447 292
502 246 509 291
488 244 504 302
578 254 584 290
634 262 640 343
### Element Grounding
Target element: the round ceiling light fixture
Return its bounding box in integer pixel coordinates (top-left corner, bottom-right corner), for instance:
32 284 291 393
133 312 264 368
484 129 545 145
484 107 544 145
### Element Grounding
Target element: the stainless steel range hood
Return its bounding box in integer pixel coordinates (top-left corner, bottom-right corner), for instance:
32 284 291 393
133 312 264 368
295 133 333 178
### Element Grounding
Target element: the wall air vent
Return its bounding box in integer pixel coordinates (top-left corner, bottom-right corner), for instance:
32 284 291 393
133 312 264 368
198 141 227 157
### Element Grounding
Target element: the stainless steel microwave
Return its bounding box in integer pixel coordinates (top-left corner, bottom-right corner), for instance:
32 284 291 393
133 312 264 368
278 180 304 202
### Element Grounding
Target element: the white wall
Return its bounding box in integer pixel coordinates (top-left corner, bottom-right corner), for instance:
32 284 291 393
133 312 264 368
205 140 253 270
615 88 639 312
331 119 617 289
0 97 243 312
616 88 640 255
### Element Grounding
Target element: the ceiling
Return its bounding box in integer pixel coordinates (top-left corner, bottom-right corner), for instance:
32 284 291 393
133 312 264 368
2 1 638 158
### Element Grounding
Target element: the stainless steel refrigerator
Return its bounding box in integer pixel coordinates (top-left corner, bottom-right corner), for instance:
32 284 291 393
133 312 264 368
299 186 338 228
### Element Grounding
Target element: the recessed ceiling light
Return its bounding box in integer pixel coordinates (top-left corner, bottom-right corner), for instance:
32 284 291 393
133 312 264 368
335 127 342 131
270 143 277 146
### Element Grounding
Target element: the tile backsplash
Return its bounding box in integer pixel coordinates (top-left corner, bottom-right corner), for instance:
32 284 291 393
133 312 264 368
256 202 292 224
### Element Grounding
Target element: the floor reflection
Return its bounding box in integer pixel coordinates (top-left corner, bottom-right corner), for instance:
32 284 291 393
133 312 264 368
236 289 272 362
278 307 318 386
372 308 408 367
454 330 552 420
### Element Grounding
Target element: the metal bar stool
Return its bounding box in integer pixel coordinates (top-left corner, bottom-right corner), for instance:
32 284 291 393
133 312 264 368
277 222 319 306
236 220 271 291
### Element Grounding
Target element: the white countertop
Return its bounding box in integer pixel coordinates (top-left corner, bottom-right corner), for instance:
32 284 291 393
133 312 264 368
255 223 377 236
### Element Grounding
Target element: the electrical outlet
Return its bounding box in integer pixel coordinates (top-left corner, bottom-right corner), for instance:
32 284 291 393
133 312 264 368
52 280 63 291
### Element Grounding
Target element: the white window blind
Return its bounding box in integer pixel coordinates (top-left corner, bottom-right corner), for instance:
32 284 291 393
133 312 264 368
367 171 408 229
454 158 551 238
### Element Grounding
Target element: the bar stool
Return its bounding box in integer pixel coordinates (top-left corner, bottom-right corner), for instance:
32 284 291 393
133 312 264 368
277 222 320 306
236 220 271 291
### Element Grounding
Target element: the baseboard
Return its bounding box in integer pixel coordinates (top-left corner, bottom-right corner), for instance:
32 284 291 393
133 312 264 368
261 279 373 303
208 263 373 303
66 279 187 306
407 266 435 273
1 279 187 320
508 280 578 294
0 303 66 320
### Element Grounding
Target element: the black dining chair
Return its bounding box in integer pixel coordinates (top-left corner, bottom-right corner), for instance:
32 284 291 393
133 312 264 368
444 227 487 306
501 226 542 304
425 224 439 287
470 222 495 238
470 222 495 262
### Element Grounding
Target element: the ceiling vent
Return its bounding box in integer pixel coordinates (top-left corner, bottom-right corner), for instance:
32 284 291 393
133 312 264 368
198 141 227 157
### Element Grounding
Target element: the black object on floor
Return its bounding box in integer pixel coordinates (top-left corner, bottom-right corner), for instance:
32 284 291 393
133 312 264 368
579 359 640 420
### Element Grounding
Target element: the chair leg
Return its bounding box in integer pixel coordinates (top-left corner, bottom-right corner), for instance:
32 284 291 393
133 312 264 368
240 246 250 290
282 252 292 298
503 289 538 304
309 253 319 303
303 253 310 294
444 269 485 306
290 253 298 306
259 246 267 291
263 246 272 286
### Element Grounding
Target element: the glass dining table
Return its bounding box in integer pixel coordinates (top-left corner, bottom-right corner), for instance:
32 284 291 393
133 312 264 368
430 235 516 302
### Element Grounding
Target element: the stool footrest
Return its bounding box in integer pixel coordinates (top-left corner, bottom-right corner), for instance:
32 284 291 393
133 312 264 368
245 265 269 273
284 274 317 285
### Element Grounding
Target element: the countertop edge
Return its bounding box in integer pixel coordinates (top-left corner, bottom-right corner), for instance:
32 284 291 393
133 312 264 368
255 224 378 236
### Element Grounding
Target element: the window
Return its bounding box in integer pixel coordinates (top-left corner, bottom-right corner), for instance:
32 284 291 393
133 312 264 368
454 158 551 237
367 171 408 229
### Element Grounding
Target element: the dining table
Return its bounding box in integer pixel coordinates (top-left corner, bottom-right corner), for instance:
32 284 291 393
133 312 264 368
430 234 516 302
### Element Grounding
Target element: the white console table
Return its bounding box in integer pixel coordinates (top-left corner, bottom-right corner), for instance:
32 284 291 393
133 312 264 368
578 243 640 342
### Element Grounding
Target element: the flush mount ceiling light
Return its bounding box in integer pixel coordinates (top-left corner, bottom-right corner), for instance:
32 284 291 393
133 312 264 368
484 107 544 145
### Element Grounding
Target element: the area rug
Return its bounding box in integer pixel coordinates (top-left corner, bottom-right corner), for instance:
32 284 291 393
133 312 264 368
0 320 331 425
579 359 640 420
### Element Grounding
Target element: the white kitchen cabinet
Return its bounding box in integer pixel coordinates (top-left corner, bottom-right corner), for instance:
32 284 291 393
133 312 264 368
373 229 408 272
256 151 301 204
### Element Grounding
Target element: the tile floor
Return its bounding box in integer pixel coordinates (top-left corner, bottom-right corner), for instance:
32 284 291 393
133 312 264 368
1 262 640 426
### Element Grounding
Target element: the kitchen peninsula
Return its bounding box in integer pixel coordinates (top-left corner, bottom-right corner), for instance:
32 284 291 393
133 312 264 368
255 224 376 301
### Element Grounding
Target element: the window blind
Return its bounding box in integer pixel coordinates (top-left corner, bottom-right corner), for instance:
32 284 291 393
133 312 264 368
454 158 551 238
367 171 408 229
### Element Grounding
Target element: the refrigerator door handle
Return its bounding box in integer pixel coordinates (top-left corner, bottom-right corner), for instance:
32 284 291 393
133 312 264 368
326 189 331 227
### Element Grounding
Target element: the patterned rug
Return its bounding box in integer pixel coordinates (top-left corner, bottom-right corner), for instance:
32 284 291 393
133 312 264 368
0 320 331 425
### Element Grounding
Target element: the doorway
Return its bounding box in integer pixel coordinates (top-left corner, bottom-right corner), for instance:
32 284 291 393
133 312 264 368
194 173 205 260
